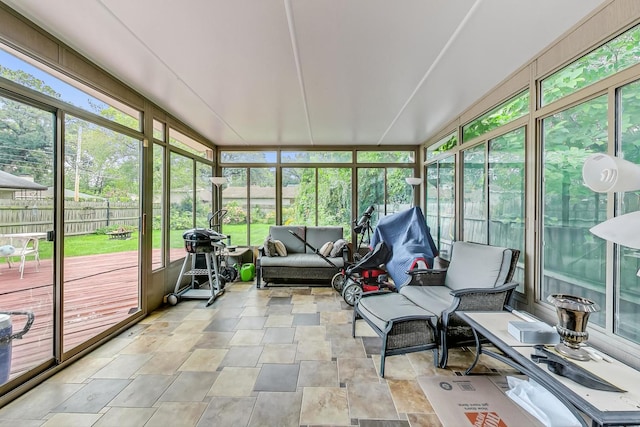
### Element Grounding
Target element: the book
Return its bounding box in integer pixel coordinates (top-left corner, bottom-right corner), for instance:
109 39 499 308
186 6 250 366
507 321 560 344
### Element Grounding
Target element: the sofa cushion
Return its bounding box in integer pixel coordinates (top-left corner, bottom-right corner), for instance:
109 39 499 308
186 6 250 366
330 238 347 257
263 236 277 257
358 292 437 332
274 240 287 257
259 253 345 268
445 242 513 291
319 241 333 256
270 226 306 254
400 285 454 315
306 227 343 254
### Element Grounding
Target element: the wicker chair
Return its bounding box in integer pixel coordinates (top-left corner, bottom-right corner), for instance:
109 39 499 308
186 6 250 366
353 241 519 375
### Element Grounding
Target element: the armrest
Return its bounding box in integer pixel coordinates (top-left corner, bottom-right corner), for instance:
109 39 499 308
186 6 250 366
405 268 447 286
444 282 518 316
449 282 518 298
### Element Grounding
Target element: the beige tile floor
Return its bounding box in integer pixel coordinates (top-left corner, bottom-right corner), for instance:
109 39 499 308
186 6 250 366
0 282 516 427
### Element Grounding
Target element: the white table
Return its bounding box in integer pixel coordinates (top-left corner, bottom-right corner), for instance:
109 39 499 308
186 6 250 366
458 311 640 427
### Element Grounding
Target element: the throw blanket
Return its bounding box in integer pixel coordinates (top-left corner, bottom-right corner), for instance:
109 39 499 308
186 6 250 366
370 206 438 290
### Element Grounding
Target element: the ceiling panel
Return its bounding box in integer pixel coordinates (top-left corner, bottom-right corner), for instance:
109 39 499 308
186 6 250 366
1 0 606 147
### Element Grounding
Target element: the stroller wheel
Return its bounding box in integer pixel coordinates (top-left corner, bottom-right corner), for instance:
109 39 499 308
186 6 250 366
331 272 345 292
342 282 363 306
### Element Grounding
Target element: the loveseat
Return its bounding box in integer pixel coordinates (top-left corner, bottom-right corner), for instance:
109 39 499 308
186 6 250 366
256 225 348 288
353 241 519 376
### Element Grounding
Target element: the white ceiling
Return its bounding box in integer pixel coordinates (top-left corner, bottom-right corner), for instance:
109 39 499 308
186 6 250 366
2 0 605 147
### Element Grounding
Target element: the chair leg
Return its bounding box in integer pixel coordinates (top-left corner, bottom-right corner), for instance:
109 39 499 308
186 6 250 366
439 333 449 368
380 334 388 377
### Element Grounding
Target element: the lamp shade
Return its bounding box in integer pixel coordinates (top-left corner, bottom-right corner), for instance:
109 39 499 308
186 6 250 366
405 177 422 186
582 153 640 193
210 177 227 186
589 211 640 249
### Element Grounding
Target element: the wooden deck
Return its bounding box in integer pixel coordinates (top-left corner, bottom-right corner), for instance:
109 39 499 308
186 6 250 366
0 251 140 377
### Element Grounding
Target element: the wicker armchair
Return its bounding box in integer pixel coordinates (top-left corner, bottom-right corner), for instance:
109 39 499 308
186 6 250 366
353 241 519 375
404 242 520 368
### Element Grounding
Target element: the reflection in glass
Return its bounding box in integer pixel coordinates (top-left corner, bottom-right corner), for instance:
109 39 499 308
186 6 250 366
63 115 141 353
152 143 164 269
489 127 525 292
616 79 640 344
542 95 607 327
169 153 194 263
462 144 487 243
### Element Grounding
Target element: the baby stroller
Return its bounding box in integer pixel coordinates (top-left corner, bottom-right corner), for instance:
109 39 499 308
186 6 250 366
335 241 393 306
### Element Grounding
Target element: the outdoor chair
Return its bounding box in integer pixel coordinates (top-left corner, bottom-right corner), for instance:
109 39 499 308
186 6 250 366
354 241 519 375
404 241 520 368
1 236 41 279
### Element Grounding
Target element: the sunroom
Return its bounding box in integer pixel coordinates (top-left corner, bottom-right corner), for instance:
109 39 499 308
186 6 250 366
1 0 640 424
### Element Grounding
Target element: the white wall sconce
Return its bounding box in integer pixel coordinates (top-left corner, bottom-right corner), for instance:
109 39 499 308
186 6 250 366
582 153 640 272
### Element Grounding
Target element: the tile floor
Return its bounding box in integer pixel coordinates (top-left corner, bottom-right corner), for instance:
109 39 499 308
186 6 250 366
0 282 516 427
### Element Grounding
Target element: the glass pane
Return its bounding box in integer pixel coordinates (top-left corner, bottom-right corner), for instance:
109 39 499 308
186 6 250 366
222 168 247 246
282 168 316 226
462 90 529 142
357 151 415 163
425 163 439 238
281 151 352 163
0 44 141 130
427 132 457 161
542 95 608 327
169 128 212 160
0 95 54 382
463 144 487 243
542 24 640 106
220 151 276 163
63 115 141 353
152 143 164 270
169 153 194 263
195 162 212 229
386 168 413 215
357 168 384 226
616 79 640 343
439 156 455 259
318 168 351 236
489 127 526 293
153 119 165 141
249 168 275 245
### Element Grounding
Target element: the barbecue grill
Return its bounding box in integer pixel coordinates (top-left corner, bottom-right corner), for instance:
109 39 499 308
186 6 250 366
167 228 227 307
182 228 226 253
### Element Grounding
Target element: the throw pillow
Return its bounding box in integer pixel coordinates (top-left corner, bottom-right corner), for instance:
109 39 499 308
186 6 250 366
0 245 15 257
263 236 277 257
273 239 287 257
319 241 333 257
330 238 347 257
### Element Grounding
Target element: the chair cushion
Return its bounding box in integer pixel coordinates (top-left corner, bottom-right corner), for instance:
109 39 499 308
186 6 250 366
445 242 512 291
306 227 343 254
358 292 437 332
273 240 287 257
259 253 345 268
319 241 333 256
330 238 347 257
400 285 454 315
0 245 15 257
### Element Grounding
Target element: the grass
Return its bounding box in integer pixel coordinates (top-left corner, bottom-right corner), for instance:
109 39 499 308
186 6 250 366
34 224 272 259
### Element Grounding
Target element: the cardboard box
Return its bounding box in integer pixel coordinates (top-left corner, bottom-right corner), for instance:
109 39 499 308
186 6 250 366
507 321 560 344
417 375 544 427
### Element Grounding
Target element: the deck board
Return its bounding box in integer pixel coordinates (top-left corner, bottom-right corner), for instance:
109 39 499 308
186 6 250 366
0 251 141 377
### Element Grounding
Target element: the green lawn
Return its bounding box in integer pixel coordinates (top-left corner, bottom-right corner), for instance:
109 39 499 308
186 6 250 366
36 224 271 259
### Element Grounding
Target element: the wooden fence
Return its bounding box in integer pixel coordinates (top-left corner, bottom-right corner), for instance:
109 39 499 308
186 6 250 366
0 200 139 235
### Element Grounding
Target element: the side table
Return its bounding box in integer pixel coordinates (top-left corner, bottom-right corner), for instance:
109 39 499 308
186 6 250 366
458 311 640 427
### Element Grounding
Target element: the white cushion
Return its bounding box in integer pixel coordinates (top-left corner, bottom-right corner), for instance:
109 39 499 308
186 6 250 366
319 241 333 257
330 238 347 257
445 241 512 291
273 240 287 257
0 245 15 257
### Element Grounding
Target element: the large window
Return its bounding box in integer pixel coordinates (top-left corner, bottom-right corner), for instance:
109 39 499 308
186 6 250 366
542 95 608 327
462 144 487 243
425 156 455 259
615 79 640 344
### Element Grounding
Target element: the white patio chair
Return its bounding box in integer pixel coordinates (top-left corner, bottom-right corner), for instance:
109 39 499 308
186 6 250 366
5 236 40 279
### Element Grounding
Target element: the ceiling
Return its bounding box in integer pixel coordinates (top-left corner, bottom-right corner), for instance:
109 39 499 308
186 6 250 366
1 0 606 147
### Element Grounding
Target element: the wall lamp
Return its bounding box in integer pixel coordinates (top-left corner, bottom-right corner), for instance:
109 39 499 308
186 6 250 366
583 153 640 252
